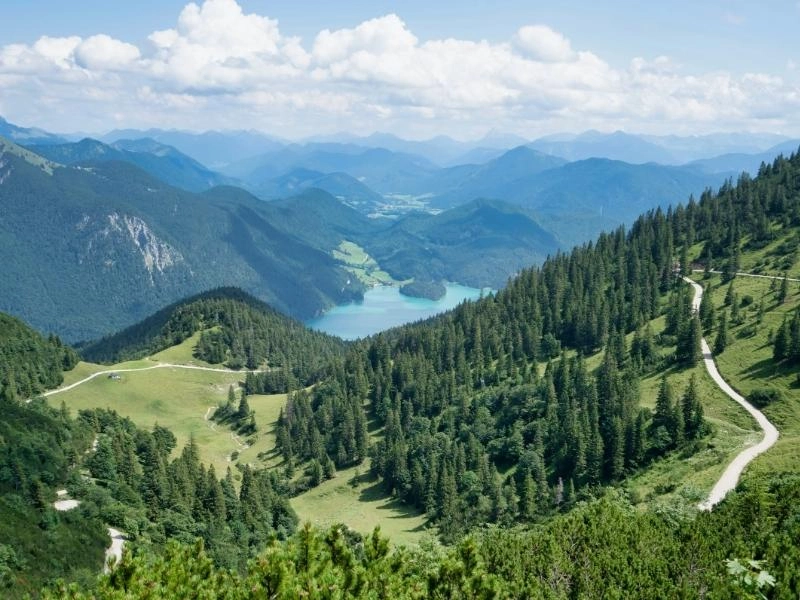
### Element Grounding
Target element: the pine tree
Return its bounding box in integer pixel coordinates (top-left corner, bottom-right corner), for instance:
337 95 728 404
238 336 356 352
680 241 690 276
681 375 704 439
699 285 715 332
789 310 800 363
650 377 675 451
724 281 736 306
714 311 729 354
778 274 790 304
237 390 251 421
774 316 789 361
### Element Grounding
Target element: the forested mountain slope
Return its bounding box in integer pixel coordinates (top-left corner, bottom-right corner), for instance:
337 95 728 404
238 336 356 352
0 313 78 400
7 150 800 599
272 148 800 540
0 314 107 597
80 287 344 387
0 137 362 341
43 475 800 599
264 191 561 290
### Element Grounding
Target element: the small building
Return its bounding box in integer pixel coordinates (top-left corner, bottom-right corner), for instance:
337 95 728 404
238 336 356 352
108 373 121 381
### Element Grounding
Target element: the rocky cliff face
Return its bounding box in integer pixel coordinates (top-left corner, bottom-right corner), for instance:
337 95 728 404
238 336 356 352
108 213 184 274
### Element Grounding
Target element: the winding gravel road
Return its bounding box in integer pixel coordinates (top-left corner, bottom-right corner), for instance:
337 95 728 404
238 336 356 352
104 528 126 574
682 276 779 510
44 362 263 398
52 491 126 573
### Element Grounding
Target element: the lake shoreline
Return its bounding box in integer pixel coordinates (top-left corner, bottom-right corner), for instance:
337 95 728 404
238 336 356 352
306 283 490 340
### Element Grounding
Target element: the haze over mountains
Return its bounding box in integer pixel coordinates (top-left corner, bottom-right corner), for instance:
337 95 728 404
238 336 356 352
1 114 798 341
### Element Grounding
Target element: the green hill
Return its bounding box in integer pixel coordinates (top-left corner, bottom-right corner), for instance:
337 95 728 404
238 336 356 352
0 313 107 597
5 149 800 599
80 287 344 389
0 142 363 341
0 312 78 399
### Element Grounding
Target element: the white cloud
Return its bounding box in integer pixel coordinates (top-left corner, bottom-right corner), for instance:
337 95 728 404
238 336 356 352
514 25 574 62
0 0 799 138
74 35 141 71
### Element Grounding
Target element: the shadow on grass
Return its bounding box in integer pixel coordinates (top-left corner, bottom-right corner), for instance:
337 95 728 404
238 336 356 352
740 357 794 381
357 478 428 521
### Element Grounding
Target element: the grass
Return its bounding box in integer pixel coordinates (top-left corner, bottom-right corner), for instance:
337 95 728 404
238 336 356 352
52 365 248 475
693 272 800 478
148 330 218 366
52 268 799 540
52 334 289 475
290 460 431 547
625 361 759 506
333 240 400 287
54 333 427 542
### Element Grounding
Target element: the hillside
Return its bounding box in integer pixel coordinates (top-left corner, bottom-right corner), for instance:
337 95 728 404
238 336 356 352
0 116 67 146
265 191 561 290
426 146 567 207
506 158 726 247
27 148 800 598
0 138 362 341
688 141 800 176
254 168 386 213
80 287 344 388
41 478 800 598
0 313 78 399
262 148 800 544
0 314 107 597
369 198 559 288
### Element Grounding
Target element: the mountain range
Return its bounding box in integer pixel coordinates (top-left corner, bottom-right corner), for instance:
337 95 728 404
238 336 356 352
3 114 800 341
0 135 557 341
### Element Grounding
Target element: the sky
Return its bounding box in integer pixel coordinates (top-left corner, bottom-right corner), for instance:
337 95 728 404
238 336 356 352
0 0 799 140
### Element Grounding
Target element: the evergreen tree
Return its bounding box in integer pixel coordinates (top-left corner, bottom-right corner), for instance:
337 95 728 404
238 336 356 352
773 316 789 361
778 274 790 304
714 311 729 354
650 377 674 451
699 285 715 332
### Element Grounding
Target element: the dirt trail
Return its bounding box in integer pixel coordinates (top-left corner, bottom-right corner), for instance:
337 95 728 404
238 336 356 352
683 276 779 510
104 528 126 574
52 491 126 573
43 363 264 399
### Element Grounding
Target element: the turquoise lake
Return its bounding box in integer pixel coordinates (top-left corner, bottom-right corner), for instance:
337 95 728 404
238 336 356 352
306 283 488 340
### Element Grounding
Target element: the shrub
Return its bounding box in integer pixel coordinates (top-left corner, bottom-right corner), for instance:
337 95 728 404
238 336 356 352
748 387 782 408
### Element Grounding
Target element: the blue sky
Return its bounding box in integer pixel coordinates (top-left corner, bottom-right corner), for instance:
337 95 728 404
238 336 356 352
0 0 798 138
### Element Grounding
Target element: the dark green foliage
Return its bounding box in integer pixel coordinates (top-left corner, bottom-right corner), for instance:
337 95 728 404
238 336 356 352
276 173 731 532
0 398 106 598
212 389 258 435
399 279 447 301
43 475 800 599
699 283 715 331
80 288 343 390
75 408 297 572
748 388 783 409
0 313 78 399
715 311 730 354
0 309 103 595
773 308 800 364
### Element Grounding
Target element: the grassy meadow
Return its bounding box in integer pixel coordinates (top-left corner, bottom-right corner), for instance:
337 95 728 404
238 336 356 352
693 271 800 478
50 331 430 542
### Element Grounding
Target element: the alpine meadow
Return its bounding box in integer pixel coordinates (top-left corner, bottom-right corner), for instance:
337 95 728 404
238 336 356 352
1 1 800 598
